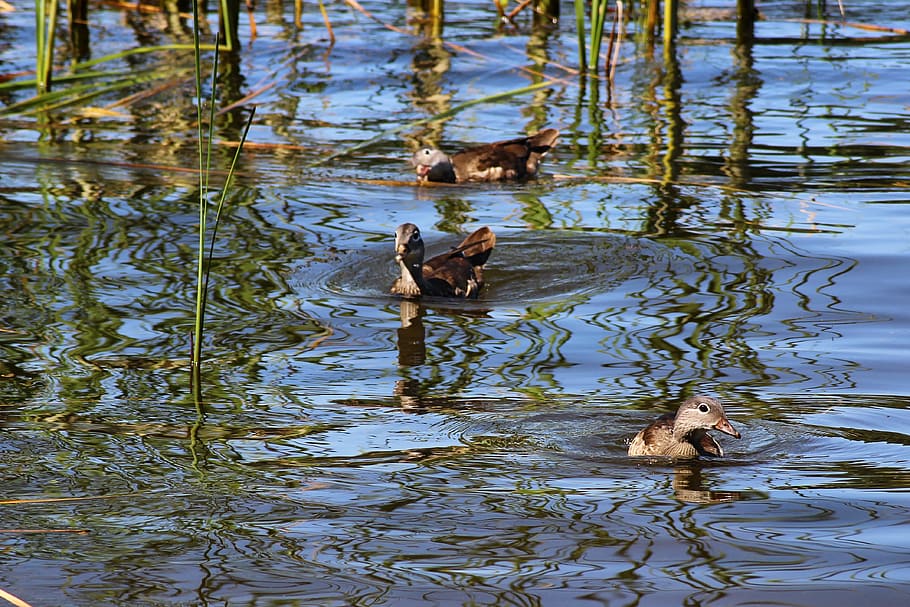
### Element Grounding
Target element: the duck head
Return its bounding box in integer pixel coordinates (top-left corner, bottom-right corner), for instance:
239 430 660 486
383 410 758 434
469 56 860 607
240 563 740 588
673 395 741 440
394 223 425 272
410 148 455 182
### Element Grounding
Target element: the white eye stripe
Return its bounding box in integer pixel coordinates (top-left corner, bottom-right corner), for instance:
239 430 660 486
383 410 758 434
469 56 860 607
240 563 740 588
698 404 710 413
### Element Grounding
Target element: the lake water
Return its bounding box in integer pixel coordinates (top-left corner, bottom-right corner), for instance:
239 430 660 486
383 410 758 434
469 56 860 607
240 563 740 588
2 1 910 605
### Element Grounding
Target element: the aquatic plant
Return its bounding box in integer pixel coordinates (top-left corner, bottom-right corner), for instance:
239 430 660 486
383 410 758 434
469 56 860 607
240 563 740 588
188 1 253 387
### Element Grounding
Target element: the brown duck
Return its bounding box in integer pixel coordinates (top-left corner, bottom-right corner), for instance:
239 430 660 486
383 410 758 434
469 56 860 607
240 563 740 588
410 128 559 183
628 396 741 459
390 223 495 298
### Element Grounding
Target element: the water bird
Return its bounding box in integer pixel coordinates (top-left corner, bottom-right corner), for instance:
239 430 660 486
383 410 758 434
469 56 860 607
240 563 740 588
410 128 559 183
628 395 741 459
391 223 495 298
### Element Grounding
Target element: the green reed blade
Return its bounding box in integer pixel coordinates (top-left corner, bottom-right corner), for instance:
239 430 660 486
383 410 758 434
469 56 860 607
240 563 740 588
35 0 58 94
35 0 44 93
72 44 214 72
42 0 57 92
0 68 141 92
589 0 607 73
219 0 235 52
574 0 587 72
311 80 557 166
204 106 256 313
0 70 172 116
191 0 207 373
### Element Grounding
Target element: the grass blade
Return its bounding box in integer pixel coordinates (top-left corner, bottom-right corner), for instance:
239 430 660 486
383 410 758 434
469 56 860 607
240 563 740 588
574 0 587 72
191 0 207 374
312 80 557 166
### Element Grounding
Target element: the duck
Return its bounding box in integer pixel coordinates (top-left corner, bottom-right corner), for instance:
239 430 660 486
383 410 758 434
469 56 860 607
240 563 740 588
410 128 559 183
390 223 496 298
628 395 741 459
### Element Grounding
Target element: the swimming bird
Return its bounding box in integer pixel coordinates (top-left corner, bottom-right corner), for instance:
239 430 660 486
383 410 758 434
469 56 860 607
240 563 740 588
410 128 559 183
390 223 495 298
628 396 741 459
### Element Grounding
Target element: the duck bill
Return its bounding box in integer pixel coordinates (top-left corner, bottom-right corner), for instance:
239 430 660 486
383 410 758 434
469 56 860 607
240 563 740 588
714 417 741 439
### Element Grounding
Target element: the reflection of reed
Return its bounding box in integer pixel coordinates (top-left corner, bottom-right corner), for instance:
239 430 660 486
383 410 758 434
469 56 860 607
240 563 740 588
322 226 867 402
494 298 579 394
722 39 762 189
409 0 444 39
423 309 492 389
69 0 90 62
406 1 452 150
588 233 862 393
302 447 750 604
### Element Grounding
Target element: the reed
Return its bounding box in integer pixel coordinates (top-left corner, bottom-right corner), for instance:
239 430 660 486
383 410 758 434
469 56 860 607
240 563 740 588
35 0 58 94
218 0 238 50
573 0 610 73
189 0 254 386
588 0 608 71
190 0 215 379
574 0 586 71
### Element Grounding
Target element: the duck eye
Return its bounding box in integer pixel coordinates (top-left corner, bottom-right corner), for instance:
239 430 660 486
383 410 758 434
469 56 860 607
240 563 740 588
411 231 420 241
698 403 710 413
422 149 432 156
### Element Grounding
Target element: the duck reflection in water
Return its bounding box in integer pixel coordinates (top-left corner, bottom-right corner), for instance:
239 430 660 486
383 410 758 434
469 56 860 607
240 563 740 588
395 299 493 370
394 298 493 411
397 299 426 367
672 464 742 504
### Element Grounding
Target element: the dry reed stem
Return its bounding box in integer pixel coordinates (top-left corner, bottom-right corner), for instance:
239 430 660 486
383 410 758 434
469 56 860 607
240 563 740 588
507 0 533 21
0 493 133 505
0 529 89 534
609 1 624 81
0 588 34 607
245 0 258 40
216 83 276 116
785 17 909 35
319 0 335 45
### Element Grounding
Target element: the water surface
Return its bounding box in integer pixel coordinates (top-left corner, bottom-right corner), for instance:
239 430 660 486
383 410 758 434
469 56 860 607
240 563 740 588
2 1 910 605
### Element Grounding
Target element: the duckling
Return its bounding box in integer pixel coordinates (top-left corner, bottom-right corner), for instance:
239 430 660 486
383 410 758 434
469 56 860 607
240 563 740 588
410 128 559 183
628 395 741 459
390 223 495 298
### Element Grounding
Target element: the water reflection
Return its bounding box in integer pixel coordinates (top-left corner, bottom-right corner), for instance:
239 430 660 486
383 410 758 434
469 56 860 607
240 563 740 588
671 464 742 504
0 144 881 403
397 299 426 366
723 38 762 189
406 0 452 151
5 2 910 604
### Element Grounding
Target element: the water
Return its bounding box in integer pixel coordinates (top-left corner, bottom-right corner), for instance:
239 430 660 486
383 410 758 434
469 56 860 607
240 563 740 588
2 1 910 605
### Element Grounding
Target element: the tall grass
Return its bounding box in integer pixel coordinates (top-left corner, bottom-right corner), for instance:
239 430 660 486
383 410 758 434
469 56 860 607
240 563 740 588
189 1 254 391
573 0 613 74
35 0 58 94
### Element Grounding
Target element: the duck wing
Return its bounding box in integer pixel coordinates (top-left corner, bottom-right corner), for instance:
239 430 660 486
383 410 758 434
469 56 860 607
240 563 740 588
450 129 559 181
